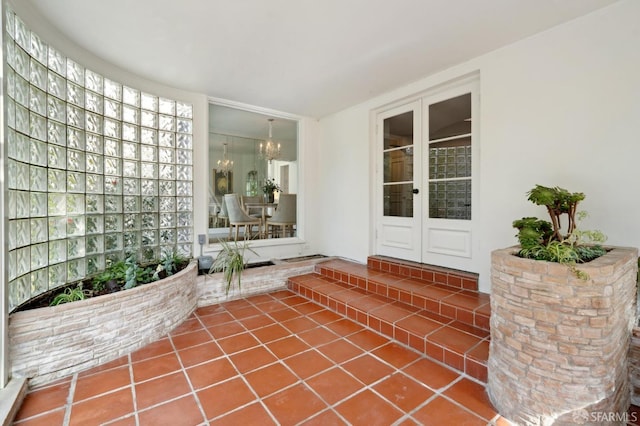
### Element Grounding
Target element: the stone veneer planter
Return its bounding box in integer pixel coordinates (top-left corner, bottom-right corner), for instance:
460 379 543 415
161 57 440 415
8 256 327 386
488 246 638 425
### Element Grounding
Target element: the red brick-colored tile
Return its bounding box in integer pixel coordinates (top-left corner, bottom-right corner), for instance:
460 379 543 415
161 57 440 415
132 352 181 383
14 382 71 421
373 373 434 412
207 320 246 339
214 402 277 426
240 313 275 330
135 371 191 409
443 378 498 421
198 376 256 420
13 408 66 426
244 362 298 397
372 342 421 369
177 341 223 367
282 316 318 334
316 339 364 364
298 408 346 425
335 389 402 425
138 394 205 425
347 329 389 351
169 316 204 336
427 326 482 354
342 354 394 385
324 318 365 336
298 327 339 347
217 331 260 354
69 388 134 426
402 358 459 390
78 356 128 377
186 357 237 389
267 335 310 359
283 349 334 379
197 310 234 327
170 329 212 350
251 323 291 343
230 346 278 373
264 383 328 424
306 367 365 405
269 307 302 322
130 338 173 362
411 396 486 426
74 365 131 402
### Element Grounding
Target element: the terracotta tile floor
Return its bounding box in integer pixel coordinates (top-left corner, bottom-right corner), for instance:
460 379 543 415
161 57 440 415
14 290 506 425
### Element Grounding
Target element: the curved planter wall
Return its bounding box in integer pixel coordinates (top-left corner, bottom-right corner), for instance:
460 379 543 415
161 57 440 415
488 246 638 425
9 261 198 386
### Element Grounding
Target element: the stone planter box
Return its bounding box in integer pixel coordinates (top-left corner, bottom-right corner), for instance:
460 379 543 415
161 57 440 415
488 246 638 425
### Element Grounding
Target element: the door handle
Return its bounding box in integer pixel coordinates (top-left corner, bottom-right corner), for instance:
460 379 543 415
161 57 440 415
412 188 419 194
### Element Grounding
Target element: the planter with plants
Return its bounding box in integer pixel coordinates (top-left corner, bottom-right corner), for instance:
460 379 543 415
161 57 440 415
488 185 638 425
262 178 280 203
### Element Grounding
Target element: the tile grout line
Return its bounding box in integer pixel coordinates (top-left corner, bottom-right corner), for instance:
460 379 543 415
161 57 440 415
62 372 78 425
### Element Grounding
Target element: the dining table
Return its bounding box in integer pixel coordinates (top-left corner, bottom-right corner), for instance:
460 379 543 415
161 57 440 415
244 202 277 238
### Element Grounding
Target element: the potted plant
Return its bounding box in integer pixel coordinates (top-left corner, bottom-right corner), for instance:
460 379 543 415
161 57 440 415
210 240 258 294
262 178 280 203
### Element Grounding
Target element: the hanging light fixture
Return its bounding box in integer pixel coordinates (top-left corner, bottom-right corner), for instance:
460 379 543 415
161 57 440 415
259 119 281 163
217 141 233 175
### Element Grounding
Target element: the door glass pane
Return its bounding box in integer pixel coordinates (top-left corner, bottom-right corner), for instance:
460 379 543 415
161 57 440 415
384 111 413 149
429 94 471 141
383 148 413 183
429 180 471 219
384 183 413 217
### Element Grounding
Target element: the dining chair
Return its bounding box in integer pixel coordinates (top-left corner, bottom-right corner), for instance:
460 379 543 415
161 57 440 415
224 194 261 240
216 195 229 227
266 193 296 238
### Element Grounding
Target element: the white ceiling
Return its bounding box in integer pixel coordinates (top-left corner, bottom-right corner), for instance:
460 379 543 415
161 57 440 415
24 0 617 118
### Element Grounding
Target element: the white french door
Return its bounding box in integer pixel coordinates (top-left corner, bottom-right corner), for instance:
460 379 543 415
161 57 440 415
375 79 478 271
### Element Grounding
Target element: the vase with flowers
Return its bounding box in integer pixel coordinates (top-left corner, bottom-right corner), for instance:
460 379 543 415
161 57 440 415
262 179 280 203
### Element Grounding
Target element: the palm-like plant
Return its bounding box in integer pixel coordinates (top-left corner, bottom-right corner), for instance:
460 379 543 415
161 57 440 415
210 240 258 294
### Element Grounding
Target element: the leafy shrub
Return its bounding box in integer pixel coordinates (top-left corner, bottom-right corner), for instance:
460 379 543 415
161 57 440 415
50 284 88 306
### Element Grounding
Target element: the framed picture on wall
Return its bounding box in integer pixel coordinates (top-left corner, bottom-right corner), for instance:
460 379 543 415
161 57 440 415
214 169 232 196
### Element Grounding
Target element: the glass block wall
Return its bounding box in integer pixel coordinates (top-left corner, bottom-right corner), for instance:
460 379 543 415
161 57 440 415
4 8 194 311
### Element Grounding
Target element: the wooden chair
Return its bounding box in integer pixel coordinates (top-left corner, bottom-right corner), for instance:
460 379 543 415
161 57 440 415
266 194 296 238
224 194 261 240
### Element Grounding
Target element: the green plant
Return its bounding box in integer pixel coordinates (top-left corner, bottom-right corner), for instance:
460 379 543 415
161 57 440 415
50 284 88 306
514 185 607 279
262 178 280 194
210 240 258 294
123 256 155 289
92 259 127 292
155 250 188 279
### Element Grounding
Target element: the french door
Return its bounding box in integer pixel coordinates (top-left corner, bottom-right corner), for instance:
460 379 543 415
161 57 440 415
375 80 478 271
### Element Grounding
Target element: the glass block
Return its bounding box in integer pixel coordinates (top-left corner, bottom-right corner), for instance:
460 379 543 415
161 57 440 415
176 181 192 196
6 9 15 39
176 149 192 165
86 255 104 275
16 191 30 218
67 258 85 281
6 130 16 160
14 132 29 162
160 229 175 244
140 145 157 162
8 222 16 250
120 124 138 143
7 67 15 100
14 15 29 50
142 196 158 212
176 102 193 119
86 194 104 213
177 119 192 134
48 168 66 192
14 75 29 107
104 196 122 213
122 141 138 160
123 160 139 178
8 252 16 281
14 45 30 80
47 46 65 76
104 176 122 194
48 196 67 221
86 134 103 153
122 86 139 106
176 165 192 181
177 212 192 227
159 131 175 147
160 213 175 228
123 232 140 249
16 103 29 134
16 246 30 277
160 197 175 212
141 162 157 179
104 118 121 138
30 165 47 191
66 194 85 214
67 215 85 237
104 138 120 157
105 252 123 265
6 98 15 130
47 120 66 145
48 262 67 289
140 92 158 111
177 244 192 258
31 242 48 270
123 214 139 230
67 149 85 171
66 59 84 85
86 112 103 134
66 172 85 194
16 162 29 191
105 233 122 251
104 98 121 119
177 227 192 243
159 164 175 180
30 112 47 141
86 215 104 234
141 128 157 145
122 105 139 124
85 69 103 93
30 192 47 217
159 148 174 163
159 181 175 196
141 110 157 128
30 32 47 64
104 157 121 176
123 178 140 195
15 219 29 247
177 197 192 212
84 92 102 114
47 70 65 99
104 78 122 101
30 86 47 116
159 114 175 132
141 180 157 196
86 153 103 174
67 81 84 106
86 174 104 194
123 196 140 213
86 235 104 254
6 160 16 190
31 269 48 298
6 38 15 70
141 230 157 246
67 237 85 259
30 59 47 91
141 247 158 263
67 104 84 129
141 213 157 229
9 277 29 312
158 98 175 115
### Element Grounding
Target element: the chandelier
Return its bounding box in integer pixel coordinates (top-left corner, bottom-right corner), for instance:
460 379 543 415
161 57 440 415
217 142 233 175
259 119 281 163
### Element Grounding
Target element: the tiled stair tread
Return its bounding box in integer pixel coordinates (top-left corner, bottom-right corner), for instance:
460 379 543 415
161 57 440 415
288 272 490 383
